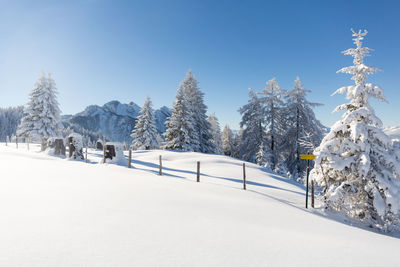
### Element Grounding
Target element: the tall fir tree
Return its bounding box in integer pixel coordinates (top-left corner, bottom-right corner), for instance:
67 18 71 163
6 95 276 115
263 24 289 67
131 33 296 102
238 88 266 162
232 128 243 159
207 113 223 154
311 30 400 230
17 72 62 150
258 78 285 170
281 77 325 178
222 125 234 156
164 84 197 151
256 142 266 166
131 96 159 150
183 70 215 153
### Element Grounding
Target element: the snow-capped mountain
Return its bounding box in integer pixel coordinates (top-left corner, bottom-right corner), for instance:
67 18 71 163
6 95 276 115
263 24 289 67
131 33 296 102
63 100 171 143
384 126 400 140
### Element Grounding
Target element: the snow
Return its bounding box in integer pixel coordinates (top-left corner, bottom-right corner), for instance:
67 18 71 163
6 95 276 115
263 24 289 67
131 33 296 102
384 126 400 139
0 143 399 266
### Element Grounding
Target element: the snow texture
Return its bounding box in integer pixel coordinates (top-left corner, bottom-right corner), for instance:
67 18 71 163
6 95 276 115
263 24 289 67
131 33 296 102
1 143 400 266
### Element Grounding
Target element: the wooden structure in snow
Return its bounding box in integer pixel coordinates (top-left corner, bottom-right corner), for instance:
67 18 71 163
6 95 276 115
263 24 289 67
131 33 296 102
104 143 116 160
96 139 104 150
103 142 125 164
67 133 84 160
46 137 66 156
47 137 66 155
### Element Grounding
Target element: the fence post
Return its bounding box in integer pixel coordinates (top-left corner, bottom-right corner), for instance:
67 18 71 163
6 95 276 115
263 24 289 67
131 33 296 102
27 137 29 151
16 136 18 149
128 149 132 168
197 161 200 182
243 163 246 190
103 142 106 163
85 147 88 163
159 155 162 175
311 180 315 208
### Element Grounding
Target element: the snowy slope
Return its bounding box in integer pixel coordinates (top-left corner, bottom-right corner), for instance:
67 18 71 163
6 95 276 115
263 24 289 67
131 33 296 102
0 144 399 266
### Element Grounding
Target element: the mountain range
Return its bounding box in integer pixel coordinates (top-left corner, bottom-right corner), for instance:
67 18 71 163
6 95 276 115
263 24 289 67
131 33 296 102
62 100 171 143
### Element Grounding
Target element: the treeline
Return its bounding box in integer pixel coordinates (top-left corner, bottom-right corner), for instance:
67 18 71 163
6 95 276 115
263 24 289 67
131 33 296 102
8 70 325 180
222 77 326 179
0 106 24 141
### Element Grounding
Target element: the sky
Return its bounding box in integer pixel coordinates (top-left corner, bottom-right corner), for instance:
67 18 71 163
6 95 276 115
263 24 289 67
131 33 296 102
0 0 399 129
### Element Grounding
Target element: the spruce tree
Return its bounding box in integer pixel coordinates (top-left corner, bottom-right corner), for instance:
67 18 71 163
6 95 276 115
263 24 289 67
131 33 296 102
311 30 400 230
17 72 62 150
131 96 159 150
183 70 214 153
232 128 243 159
222 125 234 156
281 77 325 178
258 78 285 170
238 88 266 162
256 142 266 166
164 84 197 151
207 113 223 154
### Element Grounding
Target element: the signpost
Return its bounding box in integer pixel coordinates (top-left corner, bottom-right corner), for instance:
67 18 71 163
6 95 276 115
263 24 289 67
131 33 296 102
300 154 316 209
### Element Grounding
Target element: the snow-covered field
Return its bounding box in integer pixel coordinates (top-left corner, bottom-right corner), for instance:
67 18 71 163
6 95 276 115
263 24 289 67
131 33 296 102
0 143 399 267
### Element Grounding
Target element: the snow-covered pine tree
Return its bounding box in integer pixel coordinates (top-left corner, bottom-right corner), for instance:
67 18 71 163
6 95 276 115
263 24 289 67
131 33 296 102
256 142 266 166
164 84 197 151
131 96 159 150
238 88 266 162
17 72 62 150
258 78 285 170
222 125 234 156
0 106 24 141
207 113 223 154
281 77 325 179
183 70 215 153
311 29 400 230
232 128 243 159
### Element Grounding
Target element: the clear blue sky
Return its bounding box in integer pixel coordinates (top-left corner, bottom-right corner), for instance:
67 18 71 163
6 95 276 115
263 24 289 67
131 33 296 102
1 0 399 129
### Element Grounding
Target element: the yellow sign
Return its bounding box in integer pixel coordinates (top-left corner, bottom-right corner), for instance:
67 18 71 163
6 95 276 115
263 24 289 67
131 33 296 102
300 154 316 160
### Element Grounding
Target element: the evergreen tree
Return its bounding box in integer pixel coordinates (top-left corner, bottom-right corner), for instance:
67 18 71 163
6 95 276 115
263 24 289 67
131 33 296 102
207 113 223 154
311 30 400 230
164 84 197 151
258 78 285 170
131 96 159 150
183 70 215 153
0 106 24 142
256 142 266 166
222 125 234 156
239 88 266 162
281 77 325 178
17 72 62 150
232 128 243 159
